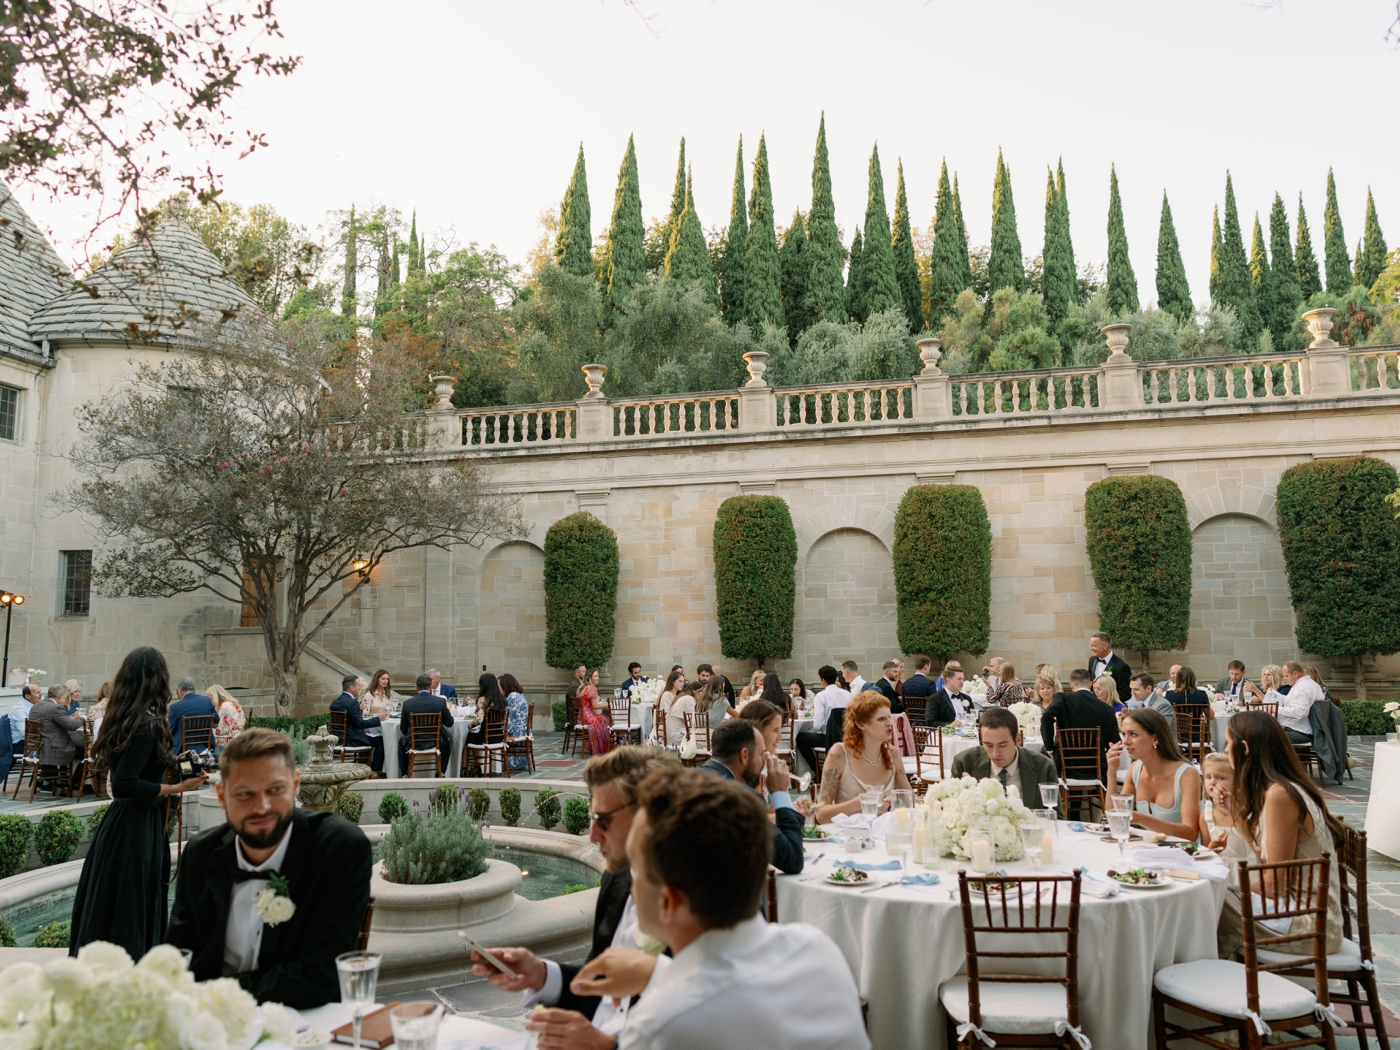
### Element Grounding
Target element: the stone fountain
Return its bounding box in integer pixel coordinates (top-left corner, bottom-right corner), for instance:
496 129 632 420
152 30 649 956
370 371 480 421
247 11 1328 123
298 727 373 812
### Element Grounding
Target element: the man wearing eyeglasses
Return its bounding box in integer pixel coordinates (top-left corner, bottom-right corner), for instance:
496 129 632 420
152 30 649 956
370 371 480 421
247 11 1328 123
471 747 677 1050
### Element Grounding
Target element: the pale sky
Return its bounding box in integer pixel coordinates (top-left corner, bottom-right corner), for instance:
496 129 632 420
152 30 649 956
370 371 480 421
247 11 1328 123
20 0 1400 306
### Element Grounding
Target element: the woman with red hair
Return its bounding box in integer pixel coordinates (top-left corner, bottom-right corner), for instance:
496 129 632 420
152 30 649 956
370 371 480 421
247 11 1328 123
813 690 911 824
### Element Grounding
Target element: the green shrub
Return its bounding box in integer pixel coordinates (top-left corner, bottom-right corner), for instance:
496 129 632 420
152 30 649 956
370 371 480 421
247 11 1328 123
499 787 521 827
712 496 797 662
33 921 71 948
467 788 490 822
1084 475 1192 656
431 784 460 814
0 915 16 947
0 815 34 878
552 699 568 732
85 804 109 839
1342 699 1396 736
544 512 620 669
248 716 298 733
535 788 562 831
300 713 331 736
1277 456 1400 698
379 809 489 885
562 795 590 836
893 485 992 659
562 883 590 895
377 791 408 823
35 811 84 866
335 790 364 823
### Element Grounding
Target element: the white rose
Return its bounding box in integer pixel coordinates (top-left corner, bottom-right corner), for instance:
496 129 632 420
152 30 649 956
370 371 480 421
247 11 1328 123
138 943 193 990
41 957 93 999
77 941 133 977
256 890 296 927
0 974 48 1027
633 931 668 957
180 1009 231 1050
197 978 261 1050
259 1003 299 1045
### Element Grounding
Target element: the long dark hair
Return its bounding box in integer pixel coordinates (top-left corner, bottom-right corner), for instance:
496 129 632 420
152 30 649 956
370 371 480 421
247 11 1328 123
92 647 174 776
760 672 792 719
478 672 507 714
1121 708 1187 764
367 668 392 698
1176 666 1198 696
1227 710 1328 846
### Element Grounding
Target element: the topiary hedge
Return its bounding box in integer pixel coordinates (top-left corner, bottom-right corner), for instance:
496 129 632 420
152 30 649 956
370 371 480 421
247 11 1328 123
1083 475 1192 656
35 811 84 866
335 790 364 824
535 788 561 831
712 495 797 663
562 794 591 836
33 921 69 948
1277 456 1400 699
86 804 109 840
893 485 992 659
544 512 620 670
499 787 521 827
552 699 568 732
377 791 408 823
0 815 32 878
0 916 16 947
1341 699 1396 736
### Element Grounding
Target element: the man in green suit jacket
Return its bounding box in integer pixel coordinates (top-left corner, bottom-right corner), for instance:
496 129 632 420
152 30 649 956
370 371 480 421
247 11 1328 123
951 707 1058 803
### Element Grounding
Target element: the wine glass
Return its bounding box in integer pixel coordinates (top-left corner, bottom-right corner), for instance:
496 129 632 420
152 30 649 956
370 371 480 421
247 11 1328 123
860 789 881 824
1020 823 1043 871
1106 810 1133 863
1109 794 1134 815
1038 782 1060 814
336 951 382 1050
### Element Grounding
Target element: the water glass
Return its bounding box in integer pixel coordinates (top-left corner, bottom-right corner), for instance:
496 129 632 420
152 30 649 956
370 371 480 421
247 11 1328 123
1038 783 1060 812
860 789 881 824
1020 823 1043 870
1109 794 1135 815
335 951 382 1050
1106 811 1133 862
389 1002 444 1050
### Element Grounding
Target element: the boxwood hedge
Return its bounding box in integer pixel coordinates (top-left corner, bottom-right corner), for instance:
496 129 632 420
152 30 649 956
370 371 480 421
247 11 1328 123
893 485 991 660
712 496 796 663
544 512 620 669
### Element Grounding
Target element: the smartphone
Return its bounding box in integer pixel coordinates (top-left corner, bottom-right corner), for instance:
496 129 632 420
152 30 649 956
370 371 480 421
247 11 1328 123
458 930 518 977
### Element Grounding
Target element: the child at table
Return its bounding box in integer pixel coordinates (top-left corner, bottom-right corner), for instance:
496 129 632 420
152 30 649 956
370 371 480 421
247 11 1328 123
1199 752 1235 849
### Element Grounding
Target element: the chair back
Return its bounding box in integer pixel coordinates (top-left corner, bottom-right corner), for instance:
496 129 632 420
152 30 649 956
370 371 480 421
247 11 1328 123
1237 854 1333 1021
902 692 928 726
766 868 779 923
913 724 943 780
608 696 631 727
1325 817 1373 965
1174 703 1210 757
357 897 375 951
329 709 350 743
21 719 41 758
482 707 507 746
566 694 580 726
957 871 1083 1033
1054 726 1103 782
685 709 711 750
408 712 442 749
181 715 216 752
1259 701 1279 718
813 747 827 788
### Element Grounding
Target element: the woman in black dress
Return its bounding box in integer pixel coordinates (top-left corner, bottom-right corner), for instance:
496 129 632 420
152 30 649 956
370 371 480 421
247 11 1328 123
70 646 206 959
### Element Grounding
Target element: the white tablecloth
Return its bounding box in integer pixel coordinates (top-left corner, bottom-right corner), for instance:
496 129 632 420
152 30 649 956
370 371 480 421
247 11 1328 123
778 826 1225 1050
300 1002 522 1049
1365 740 1400 861
630 701 654 744
380 713 474 778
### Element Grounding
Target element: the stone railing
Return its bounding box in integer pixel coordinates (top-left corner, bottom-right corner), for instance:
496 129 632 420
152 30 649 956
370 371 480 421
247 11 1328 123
409 310 1397 452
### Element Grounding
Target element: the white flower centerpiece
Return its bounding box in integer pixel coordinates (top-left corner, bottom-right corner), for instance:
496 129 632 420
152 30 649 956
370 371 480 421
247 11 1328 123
924 775 1043 862
0 942 300 1050
966 674 989 700
1006 701 1042 739
632 677 664 707
1384 701 1399 736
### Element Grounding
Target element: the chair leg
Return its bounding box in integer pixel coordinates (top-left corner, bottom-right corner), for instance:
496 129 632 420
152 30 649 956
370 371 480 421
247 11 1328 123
1361 970 1391 1050
1152 991 1169 1050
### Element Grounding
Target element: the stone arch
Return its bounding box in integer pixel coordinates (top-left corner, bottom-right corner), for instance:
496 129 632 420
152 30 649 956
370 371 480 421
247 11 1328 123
793 527 898 676
791 503 896 561
1180 477 1278 530
477 540 547 680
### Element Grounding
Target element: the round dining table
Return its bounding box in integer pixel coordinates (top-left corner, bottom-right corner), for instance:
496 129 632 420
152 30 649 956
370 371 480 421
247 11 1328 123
777 823 1226 1050
375 709 475 779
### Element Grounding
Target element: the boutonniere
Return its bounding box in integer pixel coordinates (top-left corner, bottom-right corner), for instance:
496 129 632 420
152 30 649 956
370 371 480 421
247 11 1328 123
255 873 296 926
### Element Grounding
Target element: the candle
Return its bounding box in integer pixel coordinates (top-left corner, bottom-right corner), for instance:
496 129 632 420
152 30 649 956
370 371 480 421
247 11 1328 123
1041 832 1054 863
894 807 910 822
912 825 927 858
971 838 992 871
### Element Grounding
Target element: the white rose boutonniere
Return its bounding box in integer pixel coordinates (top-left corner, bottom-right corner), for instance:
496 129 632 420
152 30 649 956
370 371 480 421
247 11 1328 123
255 873 296 926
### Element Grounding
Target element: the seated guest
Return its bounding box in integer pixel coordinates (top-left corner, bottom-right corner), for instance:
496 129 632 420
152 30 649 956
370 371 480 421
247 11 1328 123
1093 673 1123 713
361 669 396 718
1031 669 1059 710
328 674 383 773
1165 665 1211 744
1156 663 1182 697
757 671 796 721
62 679 84 715
814 690 912 824
167 728 371 1008
1276 660 1323 745
1214 660 1253 703
736 699 785 758
796 665 849 770
1126 672 1177 740
987 663 1028 707
707 662 737 709
398 672 453 774
468 672 507 750
1041 668 1121 781
427 669 457 702
560 766 870 1050
658 669 693 747
32 684 85 793
700 719 803 874
10 683 38 745
620 662 648 699
168 677 216 753
1216 711 1341 960
900 654 937 725
840 659 867 697
1304 664 1335 705
788 678 812 705
89 680 114 720
737 669 767 703
950 707 1057 800
577 667 615 756
871 659 906 714
1199 751 1239 853
210 684 245 749
1246 663 1284 703
473 747 678 1046
927 660 971 728
1106 708 1201 842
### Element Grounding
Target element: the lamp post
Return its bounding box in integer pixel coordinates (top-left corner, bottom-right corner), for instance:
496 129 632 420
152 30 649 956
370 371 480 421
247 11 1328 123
0 591 24 684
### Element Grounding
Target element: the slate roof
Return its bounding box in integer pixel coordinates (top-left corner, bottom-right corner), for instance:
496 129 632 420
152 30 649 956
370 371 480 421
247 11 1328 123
0 184 71 359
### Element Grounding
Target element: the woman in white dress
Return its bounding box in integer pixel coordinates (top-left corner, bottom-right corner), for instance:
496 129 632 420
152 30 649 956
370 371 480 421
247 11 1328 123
813 691 911 825
658 668 693 747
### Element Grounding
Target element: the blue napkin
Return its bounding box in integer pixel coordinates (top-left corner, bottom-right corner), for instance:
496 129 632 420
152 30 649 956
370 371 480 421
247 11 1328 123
899 872 940 886
833 858 903 872
1067 822 1087 833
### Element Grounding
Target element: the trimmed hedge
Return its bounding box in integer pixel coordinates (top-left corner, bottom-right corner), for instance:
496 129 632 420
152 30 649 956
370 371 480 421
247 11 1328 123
335 790 364 823
0 815 32 878
893 485 992 659
86 804 109 839
1276 456 1400 697
0 916 16 947
544 512 620 670
535 788 562 831
499 787 521 827
1083 475 1192 654
35 811 84 866
33 921 70 948
551 699 568 732
562 794 591 836
377 791 408 823
467 788 491 822
712 496 797 663
1342 699 1397 736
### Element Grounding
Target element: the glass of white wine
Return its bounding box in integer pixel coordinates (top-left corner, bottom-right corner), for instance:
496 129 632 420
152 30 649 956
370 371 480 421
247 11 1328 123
1106 811 1133 863
336 951 382 1050
1038 782 1060 814
1020 823 1043 871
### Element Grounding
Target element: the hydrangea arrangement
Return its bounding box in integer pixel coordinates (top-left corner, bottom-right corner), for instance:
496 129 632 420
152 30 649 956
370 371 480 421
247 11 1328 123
1006 701 1043 739
0 941 299 1050
631 677 664 707
1385 701 1399 730
925 775 1042 862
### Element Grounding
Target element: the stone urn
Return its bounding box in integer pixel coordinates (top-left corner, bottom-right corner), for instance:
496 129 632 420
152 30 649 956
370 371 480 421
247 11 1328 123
298 727 372 812
916 336 943 375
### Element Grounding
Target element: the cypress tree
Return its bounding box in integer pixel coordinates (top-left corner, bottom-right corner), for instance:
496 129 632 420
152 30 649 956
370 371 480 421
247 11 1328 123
720 137 747 321
891 160 923 331
952 173 973 289
341 205 357 317
1104 164 1139 314
1208 206 1223 306
780 209 812 337
1057 160 1076 301
662 138 686 251
1268 193 1302 346
742 133 785 327
390 236 401 289
555 144 595 279
1155 191 1193 323
846 228 867 322
1041 168 1075 332
1217 173 1259 346
1249 214 1274 343
601 135 645 320
406 211 419 275
1295 195 1322 300
665 170 716 300
1356 187 1388 291
858 144 902 317
928 161 965 325
1323 169 1351 293
987 150 1025 294
804 114 846 323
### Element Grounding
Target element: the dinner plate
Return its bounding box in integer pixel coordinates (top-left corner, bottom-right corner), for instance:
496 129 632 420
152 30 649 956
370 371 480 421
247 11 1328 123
1099 833 1145 843
825 873 870 888
1111 873 1174 890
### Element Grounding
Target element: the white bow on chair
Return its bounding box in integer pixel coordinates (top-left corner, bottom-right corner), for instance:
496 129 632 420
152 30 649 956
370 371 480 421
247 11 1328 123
954 1021 997 1047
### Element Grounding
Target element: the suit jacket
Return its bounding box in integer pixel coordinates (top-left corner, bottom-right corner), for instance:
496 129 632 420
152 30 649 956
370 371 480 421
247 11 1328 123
950 746 1059 802
900 673 935 724
698 759 804 875
871 677 905 714
557 867 632 1017
398 690 454 759
1214 676 1253 700
33 699 84 765
1088 653 1132 703
1041 689 1120 780
329 693 381 749
926 688 965 729
168 693 217 752
167 808 371 1008
433 684 458 702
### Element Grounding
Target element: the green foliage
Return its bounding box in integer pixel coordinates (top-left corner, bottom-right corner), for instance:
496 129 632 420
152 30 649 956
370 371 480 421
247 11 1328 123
804 115 847 325
1249 215 1274 343
1341 700 1396 736
1155 192 1193 324
515 264 602 404
499 787 522 827
1055 163 1075 303
377 791 408 824
1323 169 1351 293
335 790 364 824
1295 195 1323 300
664 173 716 302
845 229 866 322
544 512 619 669
893 485 992 659
166 803 180 841
857 145 901 320
662 138 687 252
552 699 568 732
953 174 974 291
562 883 591 895
1216 173 1260 349
1042 167 1076 338
1357 188 1388 291
602 136 646 322
1083 476 1192 654
1268 193 1302 347
783 309 919 386
468 788 490 822
936 288 1059 374
1209 206 1223 306
712 496 797 663
33 921 70 949
379 808 489 885
742 135 784 328
35 811 85 866
86 804 109 839
1282 285 1388 351
0 815 33 878
1104 166 1138 315
562 795 591 836
535 787 562 831
779 210 812 339
430 784 458 814
720 137 748 321
987 151 1025 295
248 715 299 733
0 916 15 948
301 713 330 735
891 161 923 333
929 161 968 327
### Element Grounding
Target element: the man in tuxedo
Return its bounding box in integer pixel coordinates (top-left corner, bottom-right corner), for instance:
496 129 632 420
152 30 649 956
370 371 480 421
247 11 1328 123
900 655 937 726
951 707 1058 801
1041 668 1121 789
426 669 457 702
169 677 216 753
1214 661 1253 702
839 660 867 698
473 747 678 1047
620 663 648 699
797 665 850 770
1088 632 1132 704
167 728 371 1008
870 659 905 714
398 673 454 775
700 720 803 875
328 674 383 774
927 660 971 729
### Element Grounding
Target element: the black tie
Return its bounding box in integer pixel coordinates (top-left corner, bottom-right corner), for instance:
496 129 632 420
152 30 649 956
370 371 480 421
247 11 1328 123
999 769 1008 790
231 869 273 885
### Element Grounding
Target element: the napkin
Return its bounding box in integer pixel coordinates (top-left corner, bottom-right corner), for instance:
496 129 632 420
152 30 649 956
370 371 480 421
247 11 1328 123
899 872 941 886
1131 846 1228 881
831 813 870 831
833 858 904 872
1074 868 1120 898
870 812 895 839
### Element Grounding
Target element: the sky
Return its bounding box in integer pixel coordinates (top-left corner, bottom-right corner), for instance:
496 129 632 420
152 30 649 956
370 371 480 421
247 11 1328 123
19 0 1400 306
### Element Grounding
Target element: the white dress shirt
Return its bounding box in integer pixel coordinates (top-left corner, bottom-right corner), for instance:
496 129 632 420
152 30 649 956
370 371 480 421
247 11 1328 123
847 675 868 696
1277 675 1324 736
524 895 639 1036
10 698 32 744
993 751 1020 789
620 916 869 1050
811 684 852 732
224 824 293 974
1090 650 1116 678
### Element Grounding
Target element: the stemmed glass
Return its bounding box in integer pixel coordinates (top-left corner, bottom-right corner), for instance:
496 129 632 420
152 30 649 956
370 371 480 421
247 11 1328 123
1020 823 1043 870
1038 782 1060 816
860 789 881 825
1106 810 1133 863
336 951 382 1050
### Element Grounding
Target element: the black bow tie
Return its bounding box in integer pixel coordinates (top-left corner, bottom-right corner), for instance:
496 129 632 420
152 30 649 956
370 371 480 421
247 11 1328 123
231 869 275 885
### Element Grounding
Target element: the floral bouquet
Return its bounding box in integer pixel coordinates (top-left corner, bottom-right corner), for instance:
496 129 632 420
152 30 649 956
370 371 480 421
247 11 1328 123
0 942 300 1050
966 674 989 697
631 677 664 707
924 775 1042 861
1385 701 1399 731
1007 701 1043 739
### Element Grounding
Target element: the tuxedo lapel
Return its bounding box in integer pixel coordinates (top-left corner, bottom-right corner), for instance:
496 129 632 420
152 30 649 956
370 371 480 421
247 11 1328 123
256 810 312 965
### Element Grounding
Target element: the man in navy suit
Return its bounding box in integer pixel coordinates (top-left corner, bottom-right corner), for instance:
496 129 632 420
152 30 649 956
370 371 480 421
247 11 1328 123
329 674 383 773
900 655 937 726
399 673 454 775
169 678 217 753
427 669 457 703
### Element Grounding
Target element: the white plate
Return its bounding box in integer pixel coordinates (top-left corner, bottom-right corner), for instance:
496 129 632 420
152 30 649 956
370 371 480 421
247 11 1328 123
1109 873 1174 890
825 873 871 888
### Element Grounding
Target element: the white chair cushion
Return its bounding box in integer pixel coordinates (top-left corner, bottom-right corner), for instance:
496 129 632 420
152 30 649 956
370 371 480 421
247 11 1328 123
902 757 921 775
1256 937 1364 973
939 976 1069 1034
1153 959 1317 1021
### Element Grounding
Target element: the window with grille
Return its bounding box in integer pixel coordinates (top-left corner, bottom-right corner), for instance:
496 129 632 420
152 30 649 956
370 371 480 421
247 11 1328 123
0 386 19 441
61 550 92 616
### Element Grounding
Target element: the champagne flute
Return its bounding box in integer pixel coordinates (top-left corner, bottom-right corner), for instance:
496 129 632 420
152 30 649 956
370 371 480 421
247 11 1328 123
1020 823 1043 871
336 951 382 1050
1106 810 1133 863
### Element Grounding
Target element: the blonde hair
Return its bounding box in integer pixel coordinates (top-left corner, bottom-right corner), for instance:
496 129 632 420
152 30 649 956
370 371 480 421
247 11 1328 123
1038 664 1060 689
1202 752 1232 775
1093 675 1118 705
1259 664 1282 691
208 684 241 711
63 678 82 695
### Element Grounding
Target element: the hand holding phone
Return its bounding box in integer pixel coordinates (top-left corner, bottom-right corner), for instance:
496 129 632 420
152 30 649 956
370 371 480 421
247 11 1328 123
457 931 518 977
